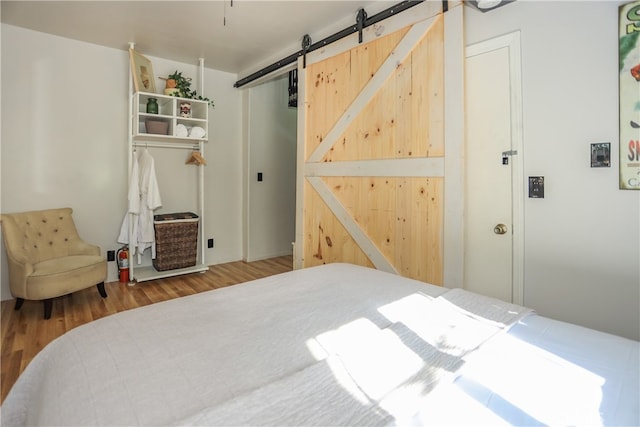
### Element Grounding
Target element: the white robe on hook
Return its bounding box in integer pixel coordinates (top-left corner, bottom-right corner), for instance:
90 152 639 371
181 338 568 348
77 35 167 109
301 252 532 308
118 148 162 263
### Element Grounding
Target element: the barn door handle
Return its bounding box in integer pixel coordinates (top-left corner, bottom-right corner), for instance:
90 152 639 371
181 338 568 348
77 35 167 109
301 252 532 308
494 224 508 235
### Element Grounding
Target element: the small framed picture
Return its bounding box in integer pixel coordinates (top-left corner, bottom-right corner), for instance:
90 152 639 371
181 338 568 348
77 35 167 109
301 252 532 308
591 142 611 167
129 49 156 93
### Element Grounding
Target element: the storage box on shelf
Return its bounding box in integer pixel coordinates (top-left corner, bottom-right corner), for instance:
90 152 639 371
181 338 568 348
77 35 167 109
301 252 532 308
132 92 208 142
145 119 169 135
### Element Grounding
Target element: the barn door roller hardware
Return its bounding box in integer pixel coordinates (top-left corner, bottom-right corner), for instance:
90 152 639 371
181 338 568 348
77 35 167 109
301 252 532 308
234 0 452 88
356 8 367 43
301 34 312 68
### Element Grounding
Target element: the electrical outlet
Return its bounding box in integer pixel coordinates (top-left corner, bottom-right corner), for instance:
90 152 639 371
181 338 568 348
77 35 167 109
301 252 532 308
107 250 115 262
208 238 214 248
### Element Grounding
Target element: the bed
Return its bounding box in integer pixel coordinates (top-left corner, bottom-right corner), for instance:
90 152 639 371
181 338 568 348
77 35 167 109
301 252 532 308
1 263 638 426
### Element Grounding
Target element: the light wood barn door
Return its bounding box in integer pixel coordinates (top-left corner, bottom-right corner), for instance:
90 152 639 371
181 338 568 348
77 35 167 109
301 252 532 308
295 2 464 287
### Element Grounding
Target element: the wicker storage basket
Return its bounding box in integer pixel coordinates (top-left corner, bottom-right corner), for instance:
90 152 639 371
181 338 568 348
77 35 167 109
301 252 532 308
145 119 169 135
153 212 199 271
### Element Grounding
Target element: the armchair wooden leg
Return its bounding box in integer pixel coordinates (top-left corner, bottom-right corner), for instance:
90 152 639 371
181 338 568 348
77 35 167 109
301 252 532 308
43 299 53 319
14 298 24 311
97 282 107 298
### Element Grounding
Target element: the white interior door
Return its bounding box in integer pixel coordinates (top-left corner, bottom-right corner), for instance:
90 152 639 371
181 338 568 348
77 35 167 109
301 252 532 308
464 32 524 304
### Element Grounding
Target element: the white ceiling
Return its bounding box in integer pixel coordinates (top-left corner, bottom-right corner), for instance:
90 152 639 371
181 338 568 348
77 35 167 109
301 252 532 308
1 1 399 77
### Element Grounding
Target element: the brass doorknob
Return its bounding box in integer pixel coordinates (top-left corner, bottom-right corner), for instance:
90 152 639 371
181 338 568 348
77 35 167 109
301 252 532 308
494 224 508 235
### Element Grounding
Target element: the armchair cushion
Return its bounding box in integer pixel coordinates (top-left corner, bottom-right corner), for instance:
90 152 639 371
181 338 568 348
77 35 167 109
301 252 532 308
28 255 106 300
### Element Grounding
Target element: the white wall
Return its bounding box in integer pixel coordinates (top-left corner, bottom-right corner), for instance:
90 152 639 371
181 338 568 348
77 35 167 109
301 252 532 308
465 1 639 340
245 76 297 261
0 24 243 299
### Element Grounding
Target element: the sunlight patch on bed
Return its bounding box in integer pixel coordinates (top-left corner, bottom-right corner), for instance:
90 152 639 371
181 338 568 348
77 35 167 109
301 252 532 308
377 292 501 357
303 289 551 425
408 380 514 426
307 317 424 401
455 333 606 426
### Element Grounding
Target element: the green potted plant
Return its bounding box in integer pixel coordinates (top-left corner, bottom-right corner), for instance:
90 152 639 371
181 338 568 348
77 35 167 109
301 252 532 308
160 71 214 108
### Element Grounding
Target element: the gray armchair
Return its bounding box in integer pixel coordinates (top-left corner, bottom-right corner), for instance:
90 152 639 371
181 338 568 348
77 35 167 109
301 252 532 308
1 207 107 319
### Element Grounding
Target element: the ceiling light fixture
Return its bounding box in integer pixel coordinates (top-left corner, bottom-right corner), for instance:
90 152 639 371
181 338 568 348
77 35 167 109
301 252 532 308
466 0 515 13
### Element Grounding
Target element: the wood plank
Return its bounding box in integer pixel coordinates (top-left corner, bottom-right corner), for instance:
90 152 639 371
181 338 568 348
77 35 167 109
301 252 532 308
294 56 307 270
412 14 442 158
305 50 352 162
326 27 408 163
0 256 292 404
307 176 396 273
304 157 444 177
308 17 437 163
302 180 373 268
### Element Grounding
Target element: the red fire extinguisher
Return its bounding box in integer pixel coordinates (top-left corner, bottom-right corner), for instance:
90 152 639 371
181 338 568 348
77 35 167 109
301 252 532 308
116 246 129 283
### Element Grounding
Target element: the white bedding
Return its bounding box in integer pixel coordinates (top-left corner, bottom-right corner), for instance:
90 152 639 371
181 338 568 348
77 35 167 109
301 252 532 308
1 263 638 426
412 314 640 426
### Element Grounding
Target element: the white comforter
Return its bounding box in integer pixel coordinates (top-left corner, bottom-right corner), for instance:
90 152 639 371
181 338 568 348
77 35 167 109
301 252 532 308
1 263 638 426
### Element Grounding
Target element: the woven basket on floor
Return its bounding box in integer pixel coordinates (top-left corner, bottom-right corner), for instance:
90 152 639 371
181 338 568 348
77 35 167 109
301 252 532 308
153 212 199 271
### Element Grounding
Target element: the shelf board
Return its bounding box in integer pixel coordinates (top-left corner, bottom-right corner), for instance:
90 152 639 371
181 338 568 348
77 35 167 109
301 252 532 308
139 113 173 120
131 264 209 283
177 117 207 123
132 133 207 143
135 91 209 106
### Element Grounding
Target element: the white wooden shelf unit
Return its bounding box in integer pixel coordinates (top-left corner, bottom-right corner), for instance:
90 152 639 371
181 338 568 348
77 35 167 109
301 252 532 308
133 92 209 142
127 64 209 283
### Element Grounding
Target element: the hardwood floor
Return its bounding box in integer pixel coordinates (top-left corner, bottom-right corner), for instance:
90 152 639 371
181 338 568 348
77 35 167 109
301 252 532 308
0 255 292 404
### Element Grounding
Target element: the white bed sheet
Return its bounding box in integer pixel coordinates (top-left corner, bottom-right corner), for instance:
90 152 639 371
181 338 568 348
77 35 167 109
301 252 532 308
409 314 640 426
1 264 448 426
1 263 638 426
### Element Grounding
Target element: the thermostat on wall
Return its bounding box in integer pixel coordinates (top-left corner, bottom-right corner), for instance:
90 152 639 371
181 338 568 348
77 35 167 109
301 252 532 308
529 176 544 198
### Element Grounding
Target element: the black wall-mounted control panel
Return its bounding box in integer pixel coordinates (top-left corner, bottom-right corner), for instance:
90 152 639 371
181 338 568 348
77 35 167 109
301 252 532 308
529 176 544 198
